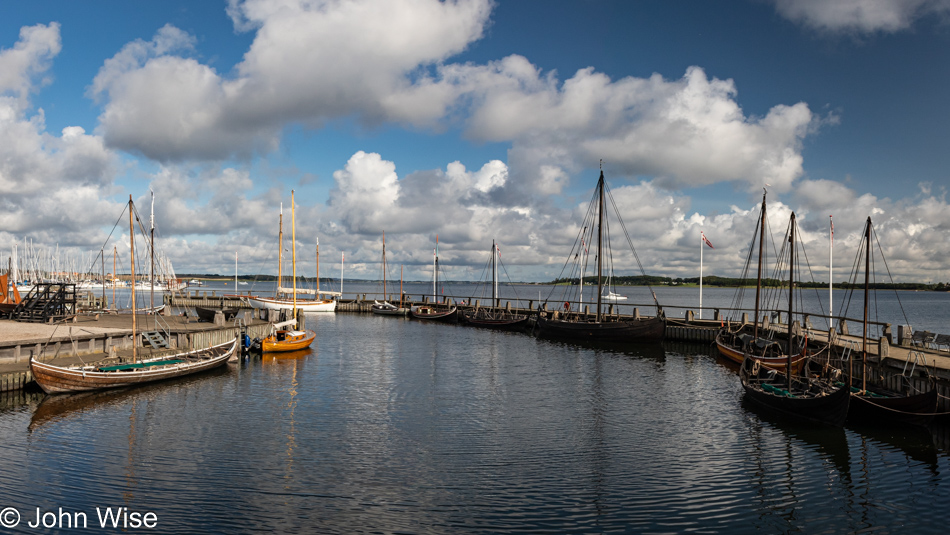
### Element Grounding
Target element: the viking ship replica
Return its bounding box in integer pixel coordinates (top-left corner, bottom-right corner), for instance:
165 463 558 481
735 210 850 427
459 240 530 331
535 167 665 343
30 197 237 394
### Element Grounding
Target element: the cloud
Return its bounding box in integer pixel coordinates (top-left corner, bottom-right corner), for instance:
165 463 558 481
0 23 61 108
92 1 815 197
450 61 815 193
770 0 950 33
0 23 122 251
92 0 492 161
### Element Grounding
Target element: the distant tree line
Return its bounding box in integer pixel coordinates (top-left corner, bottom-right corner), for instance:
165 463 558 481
550 275 950 291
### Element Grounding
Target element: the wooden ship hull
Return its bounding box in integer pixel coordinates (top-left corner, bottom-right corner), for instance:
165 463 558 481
371 301 409 316
715 330 806 374
410 305 458 323
247 296 336 312
30 340 238 395
848 386 938 427
259 329 316 353
459 309 531 331
535 314 665 343
739 356 850 427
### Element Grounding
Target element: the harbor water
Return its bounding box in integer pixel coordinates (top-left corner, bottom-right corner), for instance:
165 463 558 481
2 304 950 533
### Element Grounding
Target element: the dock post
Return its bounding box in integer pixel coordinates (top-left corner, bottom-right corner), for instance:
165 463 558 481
686 310 694 322
297 309 306 330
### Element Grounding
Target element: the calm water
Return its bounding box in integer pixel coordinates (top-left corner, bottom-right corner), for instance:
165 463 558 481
2 312 950 533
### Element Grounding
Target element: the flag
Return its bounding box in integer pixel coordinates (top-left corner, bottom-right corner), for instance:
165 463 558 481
701 232 714 249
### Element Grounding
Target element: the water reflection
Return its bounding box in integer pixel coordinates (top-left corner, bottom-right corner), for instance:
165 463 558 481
2 313 950 533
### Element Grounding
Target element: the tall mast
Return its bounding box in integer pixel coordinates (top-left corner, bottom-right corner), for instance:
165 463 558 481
129 196 137 363
315 238 320 294
862 217 871 393
432 234 439 303
787 212 796 388
100 247 105 309
291 191 297 317
383 232 388 302
829 215 834 331
235 251 238 290
596 169 605 322
278 203 283 297
492 240 497 306
149 190 155 315
112 246 117 312
753 189 767 340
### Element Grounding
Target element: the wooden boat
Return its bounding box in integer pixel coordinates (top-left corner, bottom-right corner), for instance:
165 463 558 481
535 168 665 343
372 300 408 316
30 198 238 394
410 304 458 323
253 192 317 354
460 307 530 331
409 236 458 323
371 233 409 316
739 355 850 427
715 190 806 374
247 294 336 312
737 210 849 426
246 198 337 312
838 217 938 427
194 306 239 322
459 240 530 331
258 325 316 353
716 328 806 374
30 340 237 395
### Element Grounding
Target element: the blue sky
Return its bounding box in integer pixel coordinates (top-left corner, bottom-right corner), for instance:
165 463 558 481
2 0 950 283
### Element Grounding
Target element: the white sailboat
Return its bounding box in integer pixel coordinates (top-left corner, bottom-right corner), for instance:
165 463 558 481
247 197 338 312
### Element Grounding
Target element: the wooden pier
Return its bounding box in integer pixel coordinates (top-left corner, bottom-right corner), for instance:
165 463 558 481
6 291 950 416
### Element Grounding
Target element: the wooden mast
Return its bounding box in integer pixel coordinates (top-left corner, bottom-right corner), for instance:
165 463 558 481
278 203 283 298
862 217 871 393
149 191 155 315
383 232 387 302
492 239 497 307
753 189 767 340
129 195 137 363
316 239 320 295
596 169 605 322
291 191 297 318
787 212 796 389
112 246 117 312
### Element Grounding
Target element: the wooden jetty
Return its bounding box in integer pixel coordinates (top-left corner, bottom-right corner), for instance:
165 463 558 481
0 308 280 392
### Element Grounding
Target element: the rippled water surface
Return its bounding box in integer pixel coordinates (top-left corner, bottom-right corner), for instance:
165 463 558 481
2 312 950 533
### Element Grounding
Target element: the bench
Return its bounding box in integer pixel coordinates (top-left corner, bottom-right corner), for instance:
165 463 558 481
934 334 950 351
911 330 937 349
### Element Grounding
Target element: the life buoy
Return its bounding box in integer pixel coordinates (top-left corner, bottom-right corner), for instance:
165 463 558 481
751 359 761 375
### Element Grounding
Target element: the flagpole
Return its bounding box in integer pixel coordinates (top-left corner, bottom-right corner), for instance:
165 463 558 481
700 231 703 320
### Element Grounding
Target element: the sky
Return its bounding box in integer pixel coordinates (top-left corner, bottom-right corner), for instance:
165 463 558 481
2 0 950 284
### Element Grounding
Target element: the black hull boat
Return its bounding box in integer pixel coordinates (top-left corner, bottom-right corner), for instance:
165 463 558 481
195 306 239 322
535 313 665 343
460 308 531 332
739 356 850 427
410 305 458 323
848 386 937 427
371 301 409 316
